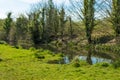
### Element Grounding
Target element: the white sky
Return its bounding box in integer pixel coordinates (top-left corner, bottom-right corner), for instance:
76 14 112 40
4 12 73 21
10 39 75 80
0 0 70 19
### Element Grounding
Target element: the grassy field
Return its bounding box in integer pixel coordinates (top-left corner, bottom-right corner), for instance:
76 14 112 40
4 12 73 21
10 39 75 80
0 44 120 80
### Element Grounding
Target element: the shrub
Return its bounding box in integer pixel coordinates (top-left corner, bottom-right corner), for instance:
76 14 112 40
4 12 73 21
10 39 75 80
34 49 44 54
34 53 45 59
72 57 80 67
112 60 120 69
12 46 19 49
29 47 36 51
73 62 80 67
101 62 109 67
38 50 53 55
47 60 59 64
14 45 23 49
38 48 44 52
58 53 64 57
0 58 3 62
45 50 53 54
0 41 7 44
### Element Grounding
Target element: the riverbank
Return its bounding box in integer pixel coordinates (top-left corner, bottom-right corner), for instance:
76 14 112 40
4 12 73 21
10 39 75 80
0 44 120 80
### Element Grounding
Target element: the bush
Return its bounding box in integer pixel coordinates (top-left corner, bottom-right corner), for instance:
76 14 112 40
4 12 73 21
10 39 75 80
12 45 19 49
13 45 23 49
0 41 7 44
112 60 120 68
34 53 45 59
47 60 59 64
0 58 3 62
73 62 80 67
36 50 54 55
34 49 44 54
44 50 53 54
72 57 80 67
29 47 36 51
58 53 64 57
101 62 109 67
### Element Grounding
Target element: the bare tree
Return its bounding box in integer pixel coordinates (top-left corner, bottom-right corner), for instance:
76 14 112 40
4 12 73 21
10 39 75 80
69 0 95 44
111 0 120 43
105 0 120 44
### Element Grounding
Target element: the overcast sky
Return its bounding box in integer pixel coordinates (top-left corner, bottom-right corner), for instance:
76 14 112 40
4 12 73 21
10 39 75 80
0 0 70 19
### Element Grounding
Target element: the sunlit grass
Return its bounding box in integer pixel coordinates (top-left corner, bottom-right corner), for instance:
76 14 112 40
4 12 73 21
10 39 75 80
0 44 120 80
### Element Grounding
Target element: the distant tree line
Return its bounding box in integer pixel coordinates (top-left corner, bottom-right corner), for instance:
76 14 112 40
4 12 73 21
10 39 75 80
0 0 120 49
2 0 70 48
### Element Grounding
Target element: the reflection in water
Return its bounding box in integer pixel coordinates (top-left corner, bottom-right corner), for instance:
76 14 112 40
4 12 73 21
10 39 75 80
63 45 113 64
63 55 112 64
84 45 113 64
79 56 112 64
63 56 70 64
59 45 119 64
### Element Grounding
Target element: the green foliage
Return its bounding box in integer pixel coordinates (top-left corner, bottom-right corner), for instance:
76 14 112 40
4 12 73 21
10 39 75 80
0 41 7 44
34 48 55 60
16 45 23 49
95 44 120 54
35 49 51 54
73 62 80 67
111 0 120 36
72 57 80 67
34 52 45 59
30 12 41 45
68 17 74 38
101 62 109 67
112 60 120 68
58 53 65 57
15 15 34 48
29 47 36 51
47 59 59 64
3 12 13 43
84 0 95 44
3 12 12 33
1 0 120 79
0 58 2 61
15 15 28 39
0 19 5 29
59 6 67 37
12 45 23 49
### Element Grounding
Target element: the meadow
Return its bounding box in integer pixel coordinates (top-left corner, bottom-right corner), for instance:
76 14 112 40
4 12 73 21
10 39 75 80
0 44 120 80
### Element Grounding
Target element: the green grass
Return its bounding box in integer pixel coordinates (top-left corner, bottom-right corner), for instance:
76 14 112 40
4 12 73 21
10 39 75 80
0 44 120 80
